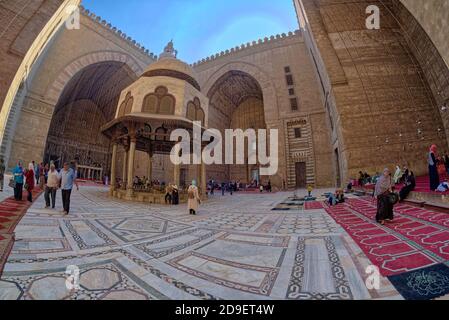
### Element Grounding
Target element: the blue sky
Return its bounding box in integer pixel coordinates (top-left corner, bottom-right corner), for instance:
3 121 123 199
82 0 299 63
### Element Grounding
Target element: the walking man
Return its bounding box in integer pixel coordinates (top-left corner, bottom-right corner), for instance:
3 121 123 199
45 164 60 209
60 162 79 215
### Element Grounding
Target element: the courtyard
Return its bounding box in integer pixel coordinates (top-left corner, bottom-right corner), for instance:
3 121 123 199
1 184 448 300
0 0 448 308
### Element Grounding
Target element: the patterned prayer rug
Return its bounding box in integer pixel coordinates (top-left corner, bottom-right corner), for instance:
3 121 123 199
0 233 14 277
0 188 42 233
325 203 440 276
0 188 42 277
388 263 449 300
304 201 324 210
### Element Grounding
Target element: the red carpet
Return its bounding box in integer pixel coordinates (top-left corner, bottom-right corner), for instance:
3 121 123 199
325 196 449 276
0 233 14 275
325 203 439 276
304 201 324 210
0 188 42 277
358 173 449 196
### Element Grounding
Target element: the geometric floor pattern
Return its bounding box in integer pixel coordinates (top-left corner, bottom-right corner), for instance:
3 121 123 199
1 186 448 300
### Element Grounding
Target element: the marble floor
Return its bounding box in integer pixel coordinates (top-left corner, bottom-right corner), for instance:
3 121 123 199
0 186 404 300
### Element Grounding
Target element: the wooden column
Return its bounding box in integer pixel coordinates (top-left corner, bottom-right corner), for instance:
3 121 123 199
126 138 137 198
110 143 118 195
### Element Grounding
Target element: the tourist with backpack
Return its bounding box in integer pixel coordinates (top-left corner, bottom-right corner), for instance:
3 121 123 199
187 180 200 215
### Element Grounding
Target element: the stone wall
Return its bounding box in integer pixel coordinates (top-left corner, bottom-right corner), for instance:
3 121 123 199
5 9 154 170
0 0 67 110
399 0 449 68
194 31 334 188
294 0 448 184
387 0 449 159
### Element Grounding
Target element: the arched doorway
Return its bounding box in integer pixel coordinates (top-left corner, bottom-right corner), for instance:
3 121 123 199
207 70 266 184
44 61 137 178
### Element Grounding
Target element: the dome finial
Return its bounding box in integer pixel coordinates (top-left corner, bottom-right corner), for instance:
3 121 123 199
160 40 178 59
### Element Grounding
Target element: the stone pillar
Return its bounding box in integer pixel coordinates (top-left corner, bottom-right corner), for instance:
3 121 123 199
147 153 153 181
201 161 207 197
126 139 136 198
110 143 118 196
88 169 91 180
122 149 128 189
174 163 180 187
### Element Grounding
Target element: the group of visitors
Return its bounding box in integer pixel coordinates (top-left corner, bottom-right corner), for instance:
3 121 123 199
427 145 449 193
209 180 238 196
209 179 273 195
326 189 345 206
357 172 372 186
164 183 179 205
427 144 449 192
259 181 272 193
10 160 78 215
133 176 162 188
164 180 202 215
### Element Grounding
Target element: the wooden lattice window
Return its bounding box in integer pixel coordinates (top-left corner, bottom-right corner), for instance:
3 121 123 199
141 86 175 115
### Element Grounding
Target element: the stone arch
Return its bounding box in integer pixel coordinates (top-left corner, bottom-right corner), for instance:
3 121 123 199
202 61 279 122
7 52 142 170
45 51 143 105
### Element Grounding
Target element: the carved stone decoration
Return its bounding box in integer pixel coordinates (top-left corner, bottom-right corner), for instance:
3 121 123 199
142 86 175 115
186 97 205 125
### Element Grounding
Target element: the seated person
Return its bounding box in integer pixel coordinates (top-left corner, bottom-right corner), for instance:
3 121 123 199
346 181 353 193
399 171 415 201
336 189 345 204
364 172 372 184
327 189 345 206
400 167 409 184
358 171 365 186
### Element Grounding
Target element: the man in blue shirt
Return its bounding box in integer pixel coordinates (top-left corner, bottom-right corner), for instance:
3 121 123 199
13 160 24 201
60 162 79 215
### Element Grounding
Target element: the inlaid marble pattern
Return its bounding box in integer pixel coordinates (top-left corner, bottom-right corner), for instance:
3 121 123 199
275 213 342 235
0 260 163 300
286 236 352 300
0 186 403 300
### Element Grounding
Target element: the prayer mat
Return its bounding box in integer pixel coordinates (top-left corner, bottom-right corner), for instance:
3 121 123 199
388 263 449 300
0 233 14 277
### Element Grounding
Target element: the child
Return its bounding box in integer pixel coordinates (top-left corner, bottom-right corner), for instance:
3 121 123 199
307 185 313 197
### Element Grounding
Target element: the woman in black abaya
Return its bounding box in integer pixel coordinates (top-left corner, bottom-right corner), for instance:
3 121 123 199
374 168 393 225
429 145 440 191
